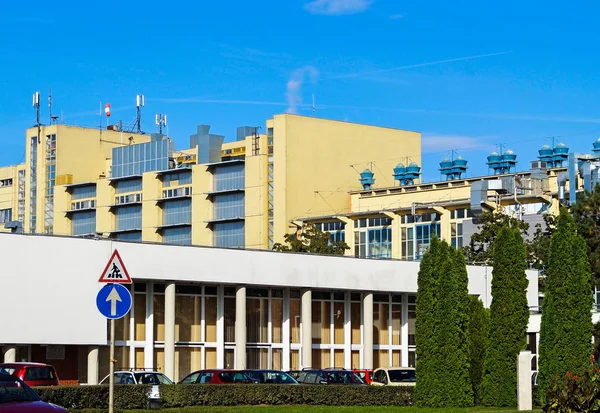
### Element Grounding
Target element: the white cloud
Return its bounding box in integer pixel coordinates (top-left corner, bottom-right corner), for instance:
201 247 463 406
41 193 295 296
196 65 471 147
389 13 404 19
286 66 319 114
421 134 495 153
304 0 373 15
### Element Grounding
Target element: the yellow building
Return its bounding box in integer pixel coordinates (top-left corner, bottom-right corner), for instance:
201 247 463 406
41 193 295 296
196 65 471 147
0 164 24 232
46 115 420 248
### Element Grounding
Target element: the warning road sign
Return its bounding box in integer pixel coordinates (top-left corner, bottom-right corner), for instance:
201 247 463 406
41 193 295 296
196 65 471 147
99 250 132 284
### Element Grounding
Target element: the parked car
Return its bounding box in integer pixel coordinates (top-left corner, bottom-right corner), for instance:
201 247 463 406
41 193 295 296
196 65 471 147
295 369 365 385
241 370 298 384
370 367 416 386
179 369 255 384
352 369 373 384
99 370 173 407
0 373 69 412
0 363 60 387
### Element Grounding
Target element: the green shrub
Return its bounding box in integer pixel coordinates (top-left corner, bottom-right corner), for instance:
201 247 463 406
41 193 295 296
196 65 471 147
544 356 600 412
159 384 413 408
34 384 152 410
34 384 413 409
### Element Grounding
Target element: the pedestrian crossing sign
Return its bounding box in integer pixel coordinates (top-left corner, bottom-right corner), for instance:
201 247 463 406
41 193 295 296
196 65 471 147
98 249 132 284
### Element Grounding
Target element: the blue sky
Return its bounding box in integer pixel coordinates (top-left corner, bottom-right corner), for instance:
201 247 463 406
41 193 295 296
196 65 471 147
1 0 600 182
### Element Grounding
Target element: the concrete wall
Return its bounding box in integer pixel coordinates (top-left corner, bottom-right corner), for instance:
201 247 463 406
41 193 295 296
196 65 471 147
0 232 539 346
0 165 22 232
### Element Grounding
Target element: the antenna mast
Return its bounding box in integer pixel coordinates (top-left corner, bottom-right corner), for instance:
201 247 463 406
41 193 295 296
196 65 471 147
155 113 167 134
136 94 145 133
32 91 41 142
312 94 316 116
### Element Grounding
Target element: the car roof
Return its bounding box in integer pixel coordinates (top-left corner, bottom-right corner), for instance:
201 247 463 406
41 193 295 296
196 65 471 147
115 370 164 374
0 362 51 367
374 367 416 371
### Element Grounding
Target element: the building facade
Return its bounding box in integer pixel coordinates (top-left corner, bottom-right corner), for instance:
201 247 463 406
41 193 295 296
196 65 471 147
0 232 540 385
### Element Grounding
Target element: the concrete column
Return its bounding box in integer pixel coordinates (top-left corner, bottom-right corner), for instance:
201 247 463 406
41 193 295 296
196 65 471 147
164 282 176 381
301 289 312 368
216 286 224 368
144 281 154 370
282 288 291 371
3 347 16 363
401 293 409 366
363 293 374 369
344 293 352 369
87 346 99 385
235 286 247 369
518 350 533 411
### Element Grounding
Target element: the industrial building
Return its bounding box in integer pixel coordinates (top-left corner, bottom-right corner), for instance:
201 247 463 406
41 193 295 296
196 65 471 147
0 232 540 385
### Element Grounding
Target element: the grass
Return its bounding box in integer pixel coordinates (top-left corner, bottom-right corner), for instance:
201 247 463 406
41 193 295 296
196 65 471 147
71 407 540 413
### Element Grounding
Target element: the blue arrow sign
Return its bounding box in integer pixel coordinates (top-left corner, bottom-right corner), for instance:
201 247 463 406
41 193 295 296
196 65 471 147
96 284 132 320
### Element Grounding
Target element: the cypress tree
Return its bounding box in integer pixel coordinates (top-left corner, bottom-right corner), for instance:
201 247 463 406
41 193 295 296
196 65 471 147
415 238 473 407
481 226 529 406
468 295 489 405
538 209 593 395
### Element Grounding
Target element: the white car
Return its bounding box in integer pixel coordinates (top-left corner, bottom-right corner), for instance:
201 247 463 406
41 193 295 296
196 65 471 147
370 367 416 386
99 370 174 406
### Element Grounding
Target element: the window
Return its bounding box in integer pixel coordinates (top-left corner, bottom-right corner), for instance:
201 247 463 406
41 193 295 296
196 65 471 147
114 232 142 242
162 199 191 225
111 140 171 178
163 171 191 187
401 213 441 260
71 185 96 199
162 226 191 245
162 187 191 199
114 193 142 205
354 217 392 259
0 208 12 224
115 179 143 194
70 200 96 210
213 221 245 248
71 211 96 236
213 164 245 191
213 193 244 220
0 178 12 187
115 205 142 231
451 222 463 249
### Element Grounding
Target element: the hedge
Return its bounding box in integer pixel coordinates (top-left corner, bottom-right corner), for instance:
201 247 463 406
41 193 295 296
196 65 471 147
35 384 152 410
35 384 413 409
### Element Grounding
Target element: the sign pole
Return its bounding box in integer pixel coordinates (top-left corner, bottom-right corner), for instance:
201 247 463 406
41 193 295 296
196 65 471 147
109 318 115 413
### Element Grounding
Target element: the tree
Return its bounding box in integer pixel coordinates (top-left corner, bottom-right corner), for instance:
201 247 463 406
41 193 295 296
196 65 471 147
415 237 473 407
467 295 489 405
272 224 349 255
463 210 529 265
538 208 593 397
572 183 600 285
481 226 529 406
529 214 557 292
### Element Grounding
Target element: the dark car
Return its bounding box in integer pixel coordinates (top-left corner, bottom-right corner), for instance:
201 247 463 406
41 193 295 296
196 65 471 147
242 370 298 384
179 369 255 384
295 369 365 385
0 363 60 387
0 373 69 412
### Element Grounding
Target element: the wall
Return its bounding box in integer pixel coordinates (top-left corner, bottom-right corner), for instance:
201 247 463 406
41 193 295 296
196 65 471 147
0 232 539 346
277 114 421 244
0 165 20 232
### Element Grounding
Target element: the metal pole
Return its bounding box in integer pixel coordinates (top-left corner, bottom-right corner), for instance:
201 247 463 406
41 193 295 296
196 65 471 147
109 318 115 413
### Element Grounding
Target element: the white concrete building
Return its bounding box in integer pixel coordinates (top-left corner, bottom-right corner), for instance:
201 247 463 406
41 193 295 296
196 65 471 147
0 233 540 385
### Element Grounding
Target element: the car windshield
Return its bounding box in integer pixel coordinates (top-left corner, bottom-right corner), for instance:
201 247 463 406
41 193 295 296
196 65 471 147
134 373 174 385
326 371 364 384
0 376 40 404
388 369 416 382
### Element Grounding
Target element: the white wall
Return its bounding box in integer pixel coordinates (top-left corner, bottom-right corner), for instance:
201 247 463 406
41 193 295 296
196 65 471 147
0 233 540 345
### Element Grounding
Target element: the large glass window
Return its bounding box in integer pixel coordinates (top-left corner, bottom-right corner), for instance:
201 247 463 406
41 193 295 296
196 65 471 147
213 193 244 220
115 179 142 194
401 213 441 260
71 211 96 235
71 185 97 199
115 205 142 231
213 164 245 191
175 294 201 343
313 222 345 244
114 232 142 242
0 208 12 224
354 217 392 259
213 221 244 248
162 227 191 245
451 222 463 249
290 294 301 344
111 140 171 178
162 199 191 225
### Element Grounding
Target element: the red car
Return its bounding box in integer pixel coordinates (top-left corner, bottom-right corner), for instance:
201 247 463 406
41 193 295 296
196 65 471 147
0 373 68 412
0 363 60 387
353 369 373 384
178 369 255 384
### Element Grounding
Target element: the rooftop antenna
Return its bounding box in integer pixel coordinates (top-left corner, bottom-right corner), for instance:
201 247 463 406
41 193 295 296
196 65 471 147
32 91 41 142
312 94 316 116
136 94 145 133
155 113 167 134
